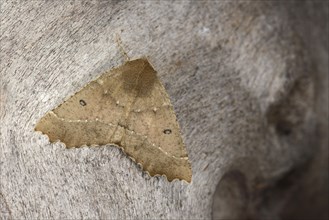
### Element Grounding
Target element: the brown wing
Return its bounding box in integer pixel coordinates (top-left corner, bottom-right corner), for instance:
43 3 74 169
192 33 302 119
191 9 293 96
35 58 192 182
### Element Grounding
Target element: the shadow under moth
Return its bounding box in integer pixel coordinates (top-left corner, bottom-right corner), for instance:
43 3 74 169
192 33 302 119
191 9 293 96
35 58 192 182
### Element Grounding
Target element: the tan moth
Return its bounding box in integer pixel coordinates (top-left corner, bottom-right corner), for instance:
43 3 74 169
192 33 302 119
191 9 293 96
35 58 192 182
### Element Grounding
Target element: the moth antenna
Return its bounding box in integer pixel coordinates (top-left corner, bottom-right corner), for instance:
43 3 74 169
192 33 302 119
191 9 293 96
115 33 130 61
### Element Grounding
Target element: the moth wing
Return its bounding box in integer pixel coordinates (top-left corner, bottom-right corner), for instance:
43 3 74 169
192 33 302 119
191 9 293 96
35 62 145 147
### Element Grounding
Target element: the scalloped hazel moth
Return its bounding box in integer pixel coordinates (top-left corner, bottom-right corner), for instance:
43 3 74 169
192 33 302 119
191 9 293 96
35 58 192 182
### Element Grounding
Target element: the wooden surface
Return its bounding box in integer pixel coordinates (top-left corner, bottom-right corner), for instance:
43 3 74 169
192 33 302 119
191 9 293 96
1 1 328 219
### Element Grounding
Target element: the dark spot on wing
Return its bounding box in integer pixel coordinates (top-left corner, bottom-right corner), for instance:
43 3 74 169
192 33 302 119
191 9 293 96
79 99 87 106
163 129 172 134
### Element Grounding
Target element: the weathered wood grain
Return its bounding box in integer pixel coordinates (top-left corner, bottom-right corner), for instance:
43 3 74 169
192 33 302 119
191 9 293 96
1 1 327 219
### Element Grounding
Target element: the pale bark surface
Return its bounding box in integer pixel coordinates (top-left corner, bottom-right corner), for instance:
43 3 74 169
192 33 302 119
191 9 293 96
0 1 328 219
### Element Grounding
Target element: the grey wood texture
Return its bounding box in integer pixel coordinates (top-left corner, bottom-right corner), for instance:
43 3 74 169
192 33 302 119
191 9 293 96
1 1 328 219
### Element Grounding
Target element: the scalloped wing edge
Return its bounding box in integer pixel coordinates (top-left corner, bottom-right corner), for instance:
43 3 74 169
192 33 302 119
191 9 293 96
35 129 192 183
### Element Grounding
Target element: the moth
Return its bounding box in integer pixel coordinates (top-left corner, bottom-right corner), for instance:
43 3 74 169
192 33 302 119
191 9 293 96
35 58 192 182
